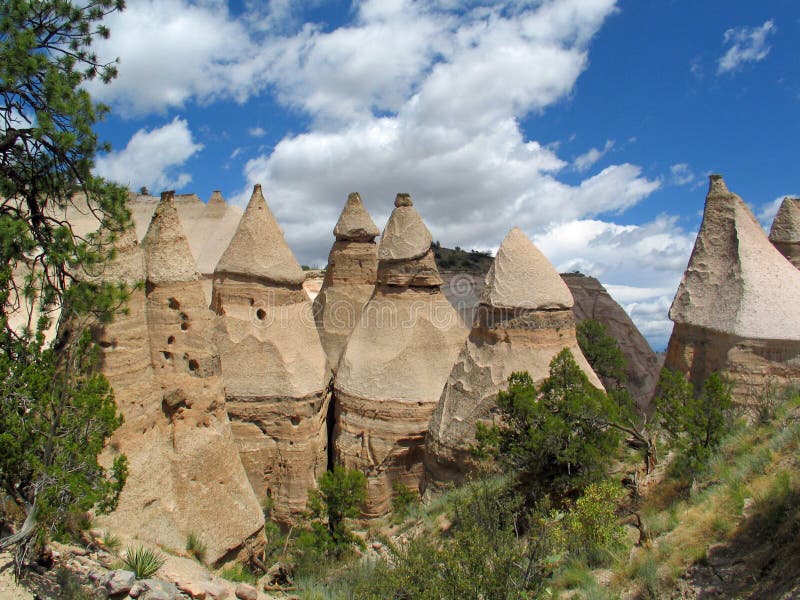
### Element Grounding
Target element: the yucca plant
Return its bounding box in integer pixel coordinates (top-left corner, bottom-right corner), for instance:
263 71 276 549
121 545 165 579
186 532 207 562
101 532 122 553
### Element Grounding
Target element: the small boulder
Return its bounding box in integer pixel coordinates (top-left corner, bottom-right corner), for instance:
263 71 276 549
130 578 181 600
235 582 258 600
104 569 135 595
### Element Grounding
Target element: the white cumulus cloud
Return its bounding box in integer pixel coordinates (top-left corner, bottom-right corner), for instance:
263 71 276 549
86 0 259 115
88 0 684 347
717 20 776 75
670 163 695 186
533 216 696 349
574 140 615 172
94 118 203 192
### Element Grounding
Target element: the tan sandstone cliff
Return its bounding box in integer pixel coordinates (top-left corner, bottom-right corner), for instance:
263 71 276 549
96 193 264 565
313 193 380 370
333 194 468 517
769 196 800 269
425 228 603 488
665 175 800 401
211 184 329 523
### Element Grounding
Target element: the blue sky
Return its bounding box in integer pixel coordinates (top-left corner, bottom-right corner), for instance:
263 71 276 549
88 0 800 350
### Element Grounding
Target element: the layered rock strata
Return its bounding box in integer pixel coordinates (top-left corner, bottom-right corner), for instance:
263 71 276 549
97 192 264 565
425 228 602 488
769 196 800 269
211 184 329 523
334 194 468 516
665 176 800 401
313 192 380 370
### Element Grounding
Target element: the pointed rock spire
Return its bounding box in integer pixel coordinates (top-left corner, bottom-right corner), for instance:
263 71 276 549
425 227 600 489
314 192 379 369
669 175 800 340
377 193 433 261
769 197 800 269
208 190 227 207
142 191 200 284
770 196 800 243
481 227 573 310
99 226 145 285
334 192 380 241
214 184 305 285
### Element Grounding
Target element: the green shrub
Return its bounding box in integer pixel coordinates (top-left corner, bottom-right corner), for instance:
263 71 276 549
101 532 121 553
391 482 418 520
221 562 259 585
557 480 625 566
185 532 206 562
655 369 733 478
476 350 620 500
121 545 165 579
298 466 367 562
577 319 628 387
352 479 561 599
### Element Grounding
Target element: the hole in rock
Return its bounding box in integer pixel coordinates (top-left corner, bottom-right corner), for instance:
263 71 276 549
167 336 175 345
249 298 255 306
256 308 266 320
188 359 200 372
289 416 301 426
162 351 172 360
181 321 190 331
168 297 180 310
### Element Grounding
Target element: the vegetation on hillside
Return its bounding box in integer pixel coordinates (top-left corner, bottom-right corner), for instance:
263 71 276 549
432 241 494 271
248 328 799 599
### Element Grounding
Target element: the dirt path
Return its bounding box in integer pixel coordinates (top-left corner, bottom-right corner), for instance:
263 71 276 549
0 554 32 600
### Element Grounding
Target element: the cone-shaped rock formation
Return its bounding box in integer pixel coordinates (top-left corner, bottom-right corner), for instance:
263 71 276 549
334 194 468 516
313 193 380 369
665 176 800 400
211 185 329 523
97 193 264 565
425 228 602 488
769 197 800 269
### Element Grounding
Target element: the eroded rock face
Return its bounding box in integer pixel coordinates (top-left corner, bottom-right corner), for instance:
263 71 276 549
769 197 800 269
97 193 264 566
313 193 379 370
437 265 658 411
425 228 602 489
212 185 329 523
665 176 800 401
334 194 467 517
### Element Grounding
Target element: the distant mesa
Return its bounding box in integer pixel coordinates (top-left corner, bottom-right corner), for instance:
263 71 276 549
665 175 800 401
